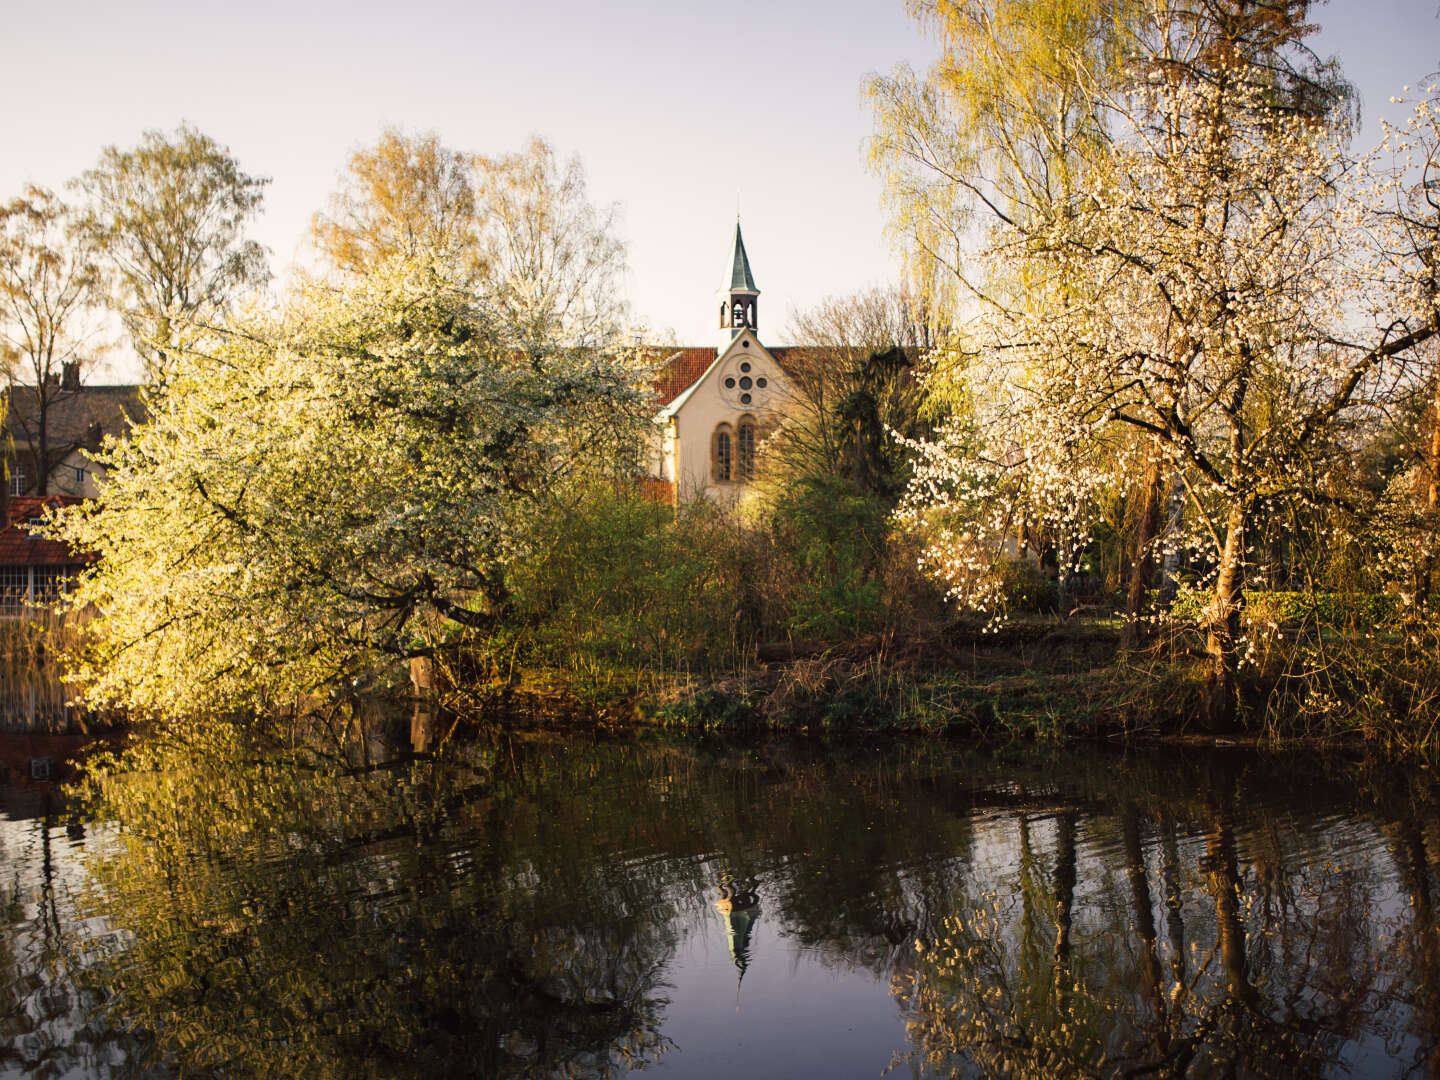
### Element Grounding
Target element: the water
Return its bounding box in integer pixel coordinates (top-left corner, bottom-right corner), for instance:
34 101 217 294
2 733 1438 1078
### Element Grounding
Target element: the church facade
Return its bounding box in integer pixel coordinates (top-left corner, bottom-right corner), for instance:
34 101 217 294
649 223 798 501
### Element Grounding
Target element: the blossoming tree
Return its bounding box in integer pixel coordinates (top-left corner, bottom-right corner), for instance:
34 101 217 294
873 0 1440 724
57 256 650 721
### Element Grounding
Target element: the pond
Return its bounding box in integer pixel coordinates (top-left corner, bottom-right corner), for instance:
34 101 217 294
1 731 1437 1078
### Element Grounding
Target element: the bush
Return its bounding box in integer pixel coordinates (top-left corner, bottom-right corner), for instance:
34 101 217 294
505 486 752 674
999 562 1058 614
1165 587 1396 627
768 477 893 639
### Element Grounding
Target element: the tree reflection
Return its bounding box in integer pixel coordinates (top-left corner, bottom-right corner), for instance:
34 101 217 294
28 737 1440 1079
75 732 678 1079
895 761 1394 1078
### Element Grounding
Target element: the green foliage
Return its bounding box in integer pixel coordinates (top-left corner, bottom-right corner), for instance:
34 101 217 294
55 256 650 722
999 561 1058 614
770 477 892 639
507 487 750 673
644 688 757 733
1166 588 1397 627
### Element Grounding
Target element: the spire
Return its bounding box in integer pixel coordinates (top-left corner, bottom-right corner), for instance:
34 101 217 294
718 220 760 339
728 220 758 292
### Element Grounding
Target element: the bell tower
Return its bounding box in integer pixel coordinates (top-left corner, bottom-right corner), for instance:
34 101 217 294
717 220 759 341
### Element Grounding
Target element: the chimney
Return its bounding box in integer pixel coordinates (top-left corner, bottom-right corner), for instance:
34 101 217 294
62 362 80 392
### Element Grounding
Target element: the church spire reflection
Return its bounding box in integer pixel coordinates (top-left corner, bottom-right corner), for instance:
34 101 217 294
715 877 761 1001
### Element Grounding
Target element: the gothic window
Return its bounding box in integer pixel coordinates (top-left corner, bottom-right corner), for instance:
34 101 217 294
720 301 728 327
732 301 744 327
737 417 756 480
712 425 733 482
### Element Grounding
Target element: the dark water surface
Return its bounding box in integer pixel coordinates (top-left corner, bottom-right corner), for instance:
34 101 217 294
2 733 1440 1078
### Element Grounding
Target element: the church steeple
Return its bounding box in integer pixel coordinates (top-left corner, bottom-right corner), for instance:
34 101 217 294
719 221 759 339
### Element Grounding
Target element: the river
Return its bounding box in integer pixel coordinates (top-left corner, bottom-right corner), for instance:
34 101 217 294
1 732 1436 1078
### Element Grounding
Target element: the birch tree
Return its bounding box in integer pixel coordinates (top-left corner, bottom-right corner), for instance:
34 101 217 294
314 134 629 354
0 186 100 494
311 128 483 284
74 124 269 386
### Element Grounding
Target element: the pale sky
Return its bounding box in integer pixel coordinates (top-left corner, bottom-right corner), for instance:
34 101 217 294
2 0 1436 377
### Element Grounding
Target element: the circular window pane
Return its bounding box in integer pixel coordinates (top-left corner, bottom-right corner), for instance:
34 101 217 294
724 377 735 388
740 393 752 405
742 340 750 348
740 362 751 372
739 376 752 390
756 377 767 388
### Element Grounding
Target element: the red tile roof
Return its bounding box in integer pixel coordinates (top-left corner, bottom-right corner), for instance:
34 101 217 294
650 344 803 409
651 348 717 407
0 496 87 567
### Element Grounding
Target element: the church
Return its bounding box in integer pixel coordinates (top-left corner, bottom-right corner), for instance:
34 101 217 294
648 222 799 502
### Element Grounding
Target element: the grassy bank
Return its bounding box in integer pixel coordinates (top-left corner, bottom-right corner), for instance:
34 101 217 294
434 605 1440 760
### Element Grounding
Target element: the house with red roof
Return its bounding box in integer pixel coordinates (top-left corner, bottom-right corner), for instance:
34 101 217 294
0 495 87 614
647 223 798 502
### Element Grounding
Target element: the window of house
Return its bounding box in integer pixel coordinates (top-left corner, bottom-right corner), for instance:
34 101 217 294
0 566 29 611
712 426 733 482
32 566 75 605
8 466 25 497
737 418 756 480
74 466 86 485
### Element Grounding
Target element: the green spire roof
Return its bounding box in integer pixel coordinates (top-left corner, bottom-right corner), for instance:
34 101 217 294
727 221 758 293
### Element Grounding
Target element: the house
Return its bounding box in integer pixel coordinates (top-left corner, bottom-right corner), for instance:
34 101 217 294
649 223 800 501
0 495 87 613
4 375 144 498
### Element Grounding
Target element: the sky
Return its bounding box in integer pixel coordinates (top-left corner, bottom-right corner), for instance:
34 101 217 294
2 0 1437 377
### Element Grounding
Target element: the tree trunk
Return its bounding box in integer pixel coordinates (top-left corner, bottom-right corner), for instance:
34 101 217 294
1159 476 1185 610
35 402 49 496
1416 384 1440 607
1203 500 1248 730
1123 446 1167 646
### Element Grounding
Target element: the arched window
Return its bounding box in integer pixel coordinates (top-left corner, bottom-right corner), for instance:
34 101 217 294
737 416 756 480
732 301 745 327
712 424 733 482
720 301 728 328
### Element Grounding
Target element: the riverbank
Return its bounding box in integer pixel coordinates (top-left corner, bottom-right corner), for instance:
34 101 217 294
430 608 1440 760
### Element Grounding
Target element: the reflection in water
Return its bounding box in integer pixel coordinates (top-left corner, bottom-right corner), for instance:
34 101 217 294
714 877 761 996
0 735 1438 1077
0 674 85 734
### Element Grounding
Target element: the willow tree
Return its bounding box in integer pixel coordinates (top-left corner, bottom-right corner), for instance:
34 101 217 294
56 255 650 722
873 0 1440 724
